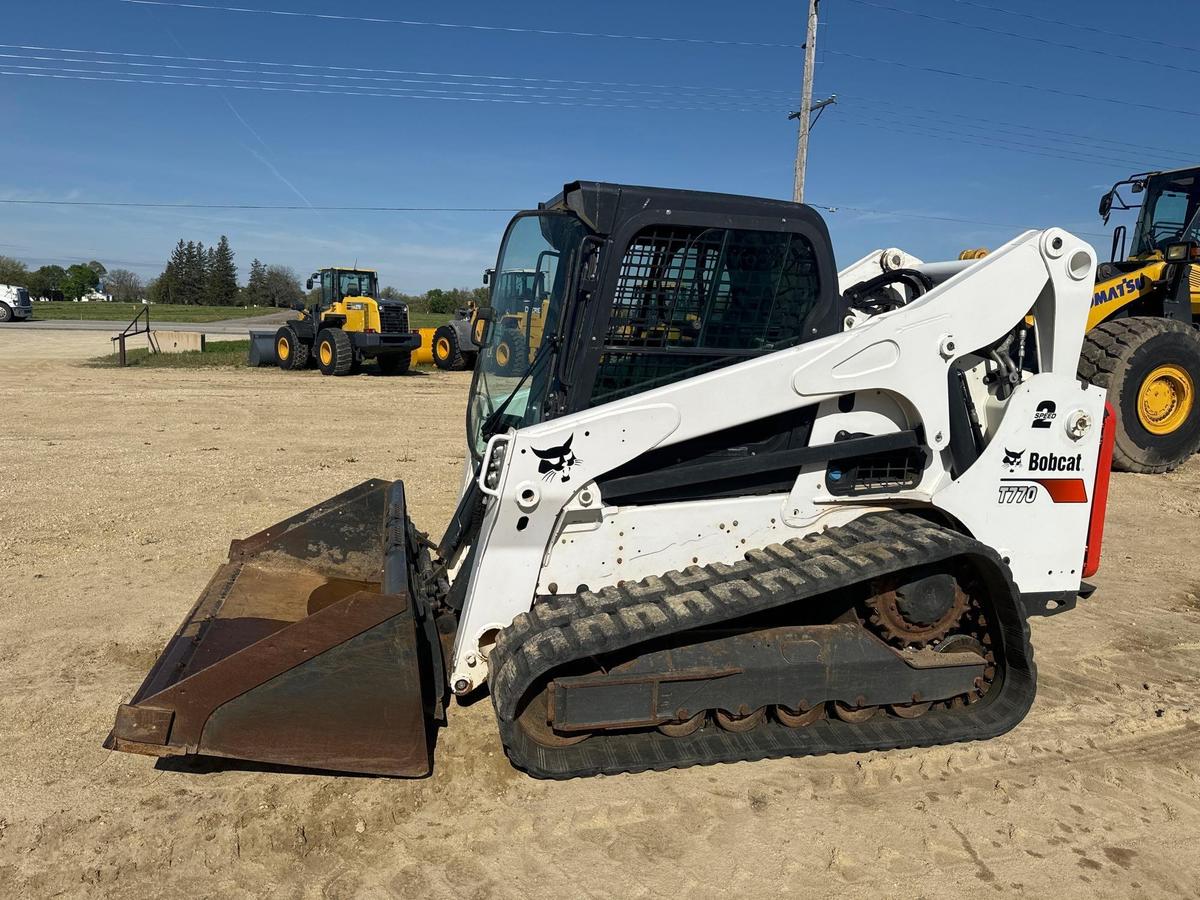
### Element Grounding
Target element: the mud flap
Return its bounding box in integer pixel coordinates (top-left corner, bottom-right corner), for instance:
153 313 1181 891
105 480 444 777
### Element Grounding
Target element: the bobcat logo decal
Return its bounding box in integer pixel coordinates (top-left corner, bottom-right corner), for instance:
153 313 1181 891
532 434 581 483
1002 448 1024 472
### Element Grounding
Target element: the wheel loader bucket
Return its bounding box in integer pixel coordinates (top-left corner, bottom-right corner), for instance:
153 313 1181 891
104 480 444 777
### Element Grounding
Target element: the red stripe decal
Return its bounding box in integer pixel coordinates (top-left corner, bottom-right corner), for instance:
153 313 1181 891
1032 478 1089 503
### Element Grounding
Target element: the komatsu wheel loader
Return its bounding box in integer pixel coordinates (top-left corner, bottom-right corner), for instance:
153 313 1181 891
106 182 1114 779
275 267 420 376
1086 167 1200 473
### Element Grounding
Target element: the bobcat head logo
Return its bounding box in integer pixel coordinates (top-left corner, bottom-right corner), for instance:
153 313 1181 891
532 434 581 483
1002 447 1024 471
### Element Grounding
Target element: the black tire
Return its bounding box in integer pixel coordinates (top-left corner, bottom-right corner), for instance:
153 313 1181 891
1078 317 1200 473
493 330 529 376
315 327 354 376
432 324 466 371
462 351 478 370
0 303 12 324
274 324 309 370
377 352 411 376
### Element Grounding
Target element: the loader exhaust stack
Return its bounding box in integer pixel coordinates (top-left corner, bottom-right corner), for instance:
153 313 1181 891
105 480 444 777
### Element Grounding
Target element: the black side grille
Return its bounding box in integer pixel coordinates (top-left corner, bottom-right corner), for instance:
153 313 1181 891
378 304 409 334
825 448 926 497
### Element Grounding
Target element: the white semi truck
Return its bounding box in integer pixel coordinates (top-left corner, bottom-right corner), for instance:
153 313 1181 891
0 284 33 322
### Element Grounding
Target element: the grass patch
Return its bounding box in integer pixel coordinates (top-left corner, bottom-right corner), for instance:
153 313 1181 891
89 339 251 368
31 302 275 323
35 303 452 327
409 311 451 330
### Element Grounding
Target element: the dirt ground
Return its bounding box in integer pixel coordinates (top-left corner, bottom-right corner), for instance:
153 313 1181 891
2 329 1199 899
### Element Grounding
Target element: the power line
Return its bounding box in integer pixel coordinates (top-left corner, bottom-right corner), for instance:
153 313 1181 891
1 196 1110 240
0 55 790 111
0 43 801 98
0 199 516 211
809 202 1109 240
119 0 805 49
834 101 1183 170
841 0 1200 78
946 0 1200 55
0 68 781 113
834 115 1162 172
838 93 1197 166
826 48 1200 120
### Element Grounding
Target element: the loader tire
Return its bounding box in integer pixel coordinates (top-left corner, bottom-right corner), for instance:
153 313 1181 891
432 325 466 370
377 352 411 376
1078 317 1200 474
493 331 528 376
275 324 309 370
316 327 354 376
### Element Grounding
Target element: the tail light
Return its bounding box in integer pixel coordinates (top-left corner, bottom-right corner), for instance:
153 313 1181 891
1083 402 1116 578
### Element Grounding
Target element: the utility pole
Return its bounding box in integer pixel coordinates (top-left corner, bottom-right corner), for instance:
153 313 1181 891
792 0 821 203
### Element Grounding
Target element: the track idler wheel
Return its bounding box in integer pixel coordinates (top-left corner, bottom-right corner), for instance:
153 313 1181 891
832 701 879 723
517 690 589 748
715 707 766 733
776 703 826 728
889 701 933 719
657 711 706 737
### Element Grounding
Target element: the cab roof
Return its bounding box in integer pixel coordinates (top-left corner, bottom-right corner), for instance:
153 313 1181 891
540 180 828 238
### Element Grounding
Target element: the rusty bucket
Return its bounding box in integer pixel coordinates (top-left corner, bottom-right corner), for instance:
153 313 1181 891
105 480 442 777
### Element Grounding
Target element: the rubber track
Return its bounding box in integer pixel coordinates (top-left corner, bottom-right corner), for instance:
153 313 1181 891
488 512 1035 779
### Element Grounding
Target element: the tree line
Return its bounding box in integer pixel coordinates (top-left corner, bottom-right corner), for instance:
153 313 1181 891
379 286 489 315
0 256 123 301
3 245 492 313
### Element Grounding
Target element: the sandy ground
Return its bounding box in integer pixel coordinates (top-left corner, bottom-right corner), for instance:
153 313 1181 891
1 329 1199 899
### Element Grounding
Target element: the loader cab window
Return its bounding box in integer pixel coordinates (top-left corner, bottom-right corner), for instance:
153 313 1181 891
1133 174 1200 256
467 212 589 458
590 225 821 403
338 271 377 300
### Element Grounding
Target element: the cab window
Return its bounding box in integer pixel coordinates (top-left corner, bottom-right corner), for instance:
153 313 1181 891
590 225 822 403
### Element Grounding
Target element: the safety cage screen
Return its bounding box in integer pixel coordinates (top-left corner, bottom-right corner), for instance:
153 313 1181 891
591 224 821 403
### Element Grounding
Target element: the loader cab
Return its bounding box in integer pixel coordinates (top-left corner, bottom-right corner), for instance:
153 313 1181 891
308 268 380 310
1094 168 1200 325
1100 168 1200 261
466 181 842 463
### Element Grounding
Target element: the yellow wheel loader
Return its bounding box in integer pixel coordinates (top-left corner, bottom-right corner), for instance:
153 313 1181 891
1085 168 1200 472
274 267 421 376
483 268 549 376
432 302 480 371
106 181 1114 779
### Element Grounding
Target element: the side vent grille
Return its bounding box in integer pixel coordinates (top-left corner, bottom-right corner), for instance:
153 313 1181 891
826 447 926 496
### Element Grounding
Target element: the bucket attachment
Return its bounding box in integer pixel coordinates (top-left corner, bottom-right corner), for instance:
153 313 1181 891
105 479 444 777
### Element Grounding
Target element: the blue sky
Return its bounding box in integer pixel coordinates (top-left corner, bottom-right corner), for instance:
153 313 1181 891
1 0 1194 292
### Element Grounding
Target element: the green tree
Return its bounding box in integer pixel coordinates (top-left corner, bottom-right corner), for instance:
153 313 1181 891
86 260 107 277
145 275 164 304
106 268 144 302
178 241 206 305
243 258 268 306
0 255 29 286
261 265 303 308
26 265 66 299
425 288 456 315
205 236 238 306
61 263 100 301
152 241 181 304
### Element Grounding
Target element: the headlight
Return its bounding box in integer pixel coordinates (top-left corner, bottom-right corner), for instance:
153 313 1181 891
1165 242 1191 262
484 442 507 491
347 302 366 310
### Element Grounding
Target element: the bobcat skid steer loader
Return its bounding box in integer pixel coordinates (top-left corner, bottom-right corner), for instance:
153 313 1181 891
106 182 1115 779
